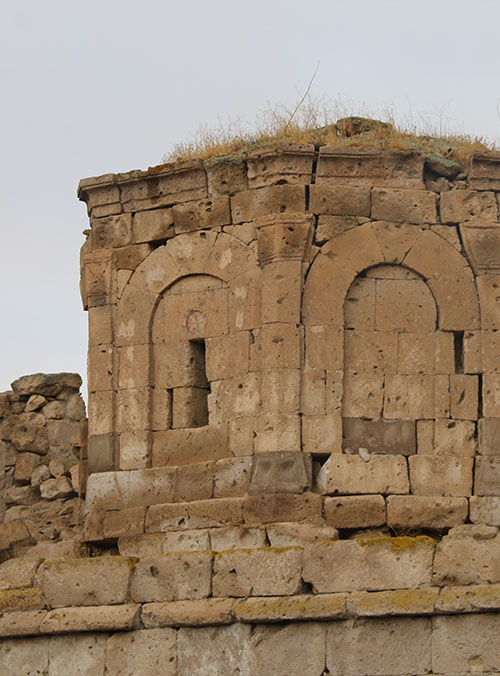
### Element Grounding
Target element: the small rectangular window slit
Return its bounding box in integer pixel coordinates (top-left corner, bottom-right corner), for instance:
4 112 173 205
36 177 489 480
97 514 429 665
453 331 464 374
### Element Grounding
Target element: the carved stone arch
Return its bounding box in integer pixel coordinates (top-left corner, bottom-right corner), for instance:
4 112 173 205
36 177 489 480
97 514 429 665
114 230 262 469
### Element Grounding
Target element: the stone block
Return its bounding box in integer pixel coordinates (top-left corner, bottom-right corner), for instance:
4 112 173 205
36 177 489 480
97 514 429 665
162 529 211 553
470 496 500 525
0 557 43 591
303 536 435 593
174 461 214 502
87 390 113 437
119 430 150 469
231 185 305 223
40 604 140 634
209 525 267 551
461 222 500 274
260 323 301 369
235 594 346 623
386 495 468 529
309 185 371 216
409 455 473 496
299 369 326 415
475 456 500 495
432 614 500 674
37 557 133 607
114 243 151 271
348 588 438 618
440 189 498 222
316 214 365 242
372 188 437 223
254 413 301 453
450 374 478 419
0 610 46 638
116 387 150 433
146 498 244 533
46 634 107 675
317 454 409 496
142 598 234 628
243 493 323 525
342 372 383 418
11 373 82 398
266 522 338 547
250 622 327 676
464 330 483 373
384 374 448 419
213 547 303 597
302 415 342 454
249 452 311 494
342 418 416 455
344 277 376 330
261 260 302 324
152 425 229 466
478 274 500 329
344 329 397 374
88 305 113 346
0 636 49 675
433 418 476 456
87 433 115 474
117 344 149 389
246 144 315 187
103 506 146 538
131 552 213 602
177 624 254 676
324 495 386 529
105 628 177 676
483 329 500 373
228 418 254 457
483 373 500 416
326 617 431 676
214 457 252 498
305 325 343 370
172 195 231 233
14 453 41 484
433 533 500 585
118 534 164 557
205 157 248 196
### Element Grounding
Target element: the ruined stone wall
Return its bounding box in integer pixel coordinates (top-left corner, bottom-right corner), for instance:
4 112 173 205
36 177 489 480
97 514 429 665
2 144 500 674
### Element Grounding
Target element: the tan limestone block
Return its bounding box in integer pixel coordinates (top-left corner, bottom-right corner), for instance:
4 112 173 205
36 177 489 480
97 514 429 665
316 215 366 241
116 285 159 346
87 390 113 436
177 624 254 676
243 493 323 525
383 375 446 419
90 212 132 250
266 522 338 547
375 278 437 332
103 506 146 538
344 277 376 329
249 452 312 494
433 419 476 456
479 418 500 455
303 536 435 593
212 546 303 597
171 196 230 233
118 534 164 557
469 151 500 189
206 332 250 381
460 222 500 274
44 635 107 675
450 374 479 419
315 147 425 189
403 226 468 278
344 330 397 374
324 495 386 529
261 260 302 324
231 372 261 418
0 635 49 672
14 453 41 484
116 268 132 301
105 628 177 676
302 415 342 454
302 253 355 325
174 461 214 502
436 330 456 373
254 413 301 453
478 274 500 329
321 221 384 273
146 498 244 533
117 344 150 389
0 610 46 637
157 286 229 341
342 372 383 418
228 418 254 456
483 373 500 416
409 455 473 496
142 598 234 628
0 557 43 591
342 418 416 455
85 468 177 512
172 387 209 429
305 325 343 370
327 617 431 676
0 588 44 612
309 185 371 216
440 188 498 222
398 332 436 374
364 264 421 279
249 622 327 676
151 424 229 466
433 534 500 586
114 243 151 273
161 529 211 553
246 144 315 187
132 208 174 243
317 454 409 496
131 552 212 602
229 283 261 331
475 456 500 496
223 222 257 245
371 220 423 264
231 185 305 223
205 156 248 196
470 496 500 525
300 369 326 415
214 457 252 498
261 369 300 415
83 250 113 308
151 388 172 431
483 329 500 372
153 340 208 389
37 557 134 608
88 305 114 346
427 268 480 330
372 188 436 223
87 345 114 392
40 604 140 635
347 588 438 617
209 525 267 551
256 214 313 265
386 495 468 529
436 583 500 613
235 594 346 623
116 387 150 433
326 370 343 414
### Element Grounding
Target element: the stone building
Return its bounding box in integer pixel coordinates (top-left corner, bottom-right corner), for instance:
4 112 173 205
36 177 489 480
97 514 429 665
1 142 500 673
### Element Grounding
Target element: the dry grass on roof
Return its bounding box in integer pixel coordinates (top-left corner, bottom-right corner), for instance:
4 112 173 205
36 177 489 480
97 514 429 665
162 97 497 167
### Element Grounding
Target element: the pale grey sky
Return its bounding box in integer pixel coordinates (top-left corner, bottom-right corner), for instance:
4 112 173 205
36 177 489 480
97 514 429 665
1 0 499 396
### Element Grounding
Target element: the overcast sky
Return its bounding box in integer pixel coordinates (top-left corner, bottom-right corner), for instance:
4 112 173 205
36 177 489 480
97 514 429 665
1 0 499 398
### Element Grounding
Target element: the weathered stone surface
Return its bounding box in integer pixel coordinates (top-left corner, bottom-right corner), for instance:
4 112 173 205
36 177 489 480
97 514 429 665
14 453 41 484
386 495 468 529
131 552 213 602
303 537 435 592
105 628 177 676
266 522 338 547
342 417 416 455
249 452 311 494
0 610 46 637
40 476 73 500
177 623 254 676
250 622 327 676
433 532 500 585
433 614 500 674
11 373 82 397
37 557 133 607
326 617 432 676
243 493 323 524
475 456 500 495
0 556 42 590
234 594 346 623
209 525 267 552
39 604 140 634
318 454 409 495
0 636 49 675
213 547 303 597
0 588 45 611
324 495 386 529
142 598 234 628
146 498 244 533
347 588 438 617
47 633 107 675
470 496 500 525
162 529 210 553
409 455 473 496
